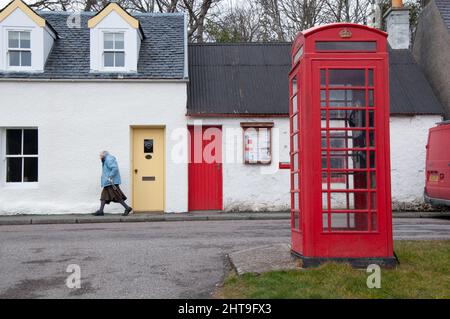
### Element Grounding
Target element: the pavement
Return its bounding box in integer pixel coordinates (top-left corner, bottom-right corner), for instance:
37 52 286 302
0 217 449 299
0 211 449 226
228 243 300 275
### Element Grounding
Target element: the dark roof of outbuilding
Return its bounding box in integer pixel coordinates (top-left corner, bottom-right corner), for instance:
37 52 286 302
0 11 185 80
435 0 450 31
187 43 444 116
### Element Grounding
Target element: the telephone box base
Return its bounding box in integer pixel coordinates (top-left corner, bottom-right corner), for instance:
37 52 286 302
291 251 398 269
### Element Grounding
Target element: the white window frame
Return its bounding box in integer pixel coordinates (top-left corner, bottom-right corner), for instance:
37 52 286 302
102 31 126 70
3 128 39 186
6 29 32 70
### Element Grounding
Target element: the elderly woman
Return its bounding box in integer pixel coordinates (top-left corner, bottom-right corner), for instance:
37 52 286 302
93 151 132 216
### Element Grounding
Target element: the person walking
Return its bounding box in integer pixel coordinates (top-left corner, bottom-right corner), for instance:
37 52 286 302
93 151 133 216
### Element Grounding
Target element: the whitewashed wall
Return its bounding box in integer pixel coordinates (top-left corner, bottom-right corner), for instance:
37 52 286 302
187 118 291 212
390 115 442 209
189 115 441 212
0 81 188 215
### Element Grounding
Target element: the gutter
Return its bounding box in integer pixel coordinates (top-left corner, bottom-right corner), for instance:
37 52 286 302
0 78 189 83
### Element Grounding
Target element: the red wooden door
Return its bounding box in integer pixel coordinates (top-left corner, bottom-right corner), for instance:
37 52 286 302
188 126 223 211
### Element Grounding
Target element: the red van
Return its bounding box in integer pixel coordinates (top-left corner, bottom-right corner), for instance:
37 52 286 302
424 121 450 206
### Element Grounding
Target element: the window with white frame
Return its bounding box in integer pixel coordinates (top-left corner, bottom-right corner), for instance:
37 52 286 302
8 31 31 67
5 129 38 183
241 123 273 164
103 32 125 68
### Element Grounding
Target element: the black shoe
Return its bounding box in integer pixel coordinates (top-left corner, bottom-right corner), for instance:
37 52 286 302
122 207 132 216
92 210 104 216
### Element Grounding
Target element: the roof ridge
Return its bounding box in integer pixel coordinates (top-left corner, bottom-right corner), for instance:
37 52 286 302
189 42 292 46
38 10 184 17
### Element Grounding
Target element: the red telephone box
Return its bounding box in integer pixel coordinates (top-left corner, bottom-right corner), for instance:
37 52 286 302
289 23 396 268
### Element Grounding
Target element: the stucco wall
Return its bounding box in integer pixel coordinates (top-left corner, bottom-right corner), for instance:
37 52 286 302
0 85 441 215
0 81 188 214
189 115 440 212
413 1 450 119
187 117 291 212
389 115 442 209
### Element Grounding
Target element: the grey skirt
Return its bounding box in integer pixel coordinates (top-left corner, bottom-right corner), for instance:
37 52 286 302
100 185 127 204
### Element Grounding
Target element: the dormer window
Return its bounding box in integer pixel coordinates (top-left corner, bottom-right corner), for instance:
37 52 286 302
88 2 143 73
0 0 57 72
103 32 125 68
8 30 31 67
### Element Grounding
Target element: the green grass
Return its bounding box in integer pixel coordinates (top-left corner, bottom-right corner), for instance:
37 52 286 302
216 241 450 299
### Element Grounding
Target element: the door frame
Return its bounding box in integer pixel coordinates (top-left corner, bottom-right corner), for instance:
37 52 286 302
188 124 223 211
130 125 166 213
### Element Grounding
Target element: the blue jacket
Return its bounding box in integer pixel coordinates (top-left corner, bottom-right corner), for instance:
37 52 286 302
101 153 122 187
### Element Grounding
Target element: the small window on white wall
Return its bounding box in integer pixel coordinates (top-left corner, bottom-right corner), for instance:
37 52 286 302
241 123 273 165
5 129 38 183
8 31 31 67
103 32 125 68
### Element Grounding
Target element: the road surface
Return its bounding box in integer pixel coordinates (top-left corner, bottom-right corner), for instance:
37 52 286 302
0 218 449 298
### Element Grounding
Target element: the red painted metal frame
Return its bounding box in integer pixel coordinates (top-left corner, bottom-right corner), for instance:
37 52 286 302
289 23 394 260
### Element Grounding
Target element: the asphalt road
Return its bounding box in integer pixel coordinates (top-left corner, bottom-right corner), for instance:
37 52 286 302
0 218 449 299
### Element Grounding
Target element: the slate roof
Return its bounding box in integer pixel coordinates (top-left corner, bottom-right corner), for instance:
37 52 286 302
0 11 185 80
187 43 444 116
435 0 450 31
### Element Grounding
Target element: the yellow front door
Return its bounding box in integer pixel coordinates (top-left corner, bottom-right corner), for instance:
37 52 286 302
132 128 165 212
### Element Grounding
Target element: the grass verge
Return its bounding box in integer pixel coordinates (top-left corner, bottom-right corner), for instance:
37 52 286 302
215 240 450 299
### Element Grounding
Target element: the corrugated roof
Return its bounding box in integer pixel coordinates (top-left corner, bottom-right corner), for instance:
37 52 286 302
0 11 185 80
435 0 450 31
187 43 444 115
187 43 291 115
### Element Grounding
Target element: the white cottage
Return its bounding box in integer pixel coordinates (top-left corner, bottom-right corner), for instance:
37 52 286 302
0 1 189 214
0 0 445 215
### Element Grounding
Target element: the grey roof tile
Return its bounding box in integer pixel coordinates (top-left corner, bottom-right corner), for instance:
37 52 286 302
435 0 450 31
0 12 185 79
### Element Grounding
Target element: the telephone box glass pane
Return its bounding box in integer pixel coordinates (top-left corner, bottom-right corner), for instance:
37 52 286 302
328 90 366 107
293 153 298 171
330 192 369 210
322 171 368 190
328 110 369 128
369 90 374 107
368 69 374 86
322 193 328 210
330 213 369 231
328 69 365 87
293 192 299 211
322 213 328 230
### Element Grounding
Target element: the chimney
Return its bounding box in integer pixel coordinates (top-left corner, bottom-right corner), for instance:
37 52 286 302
383 0 410 49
